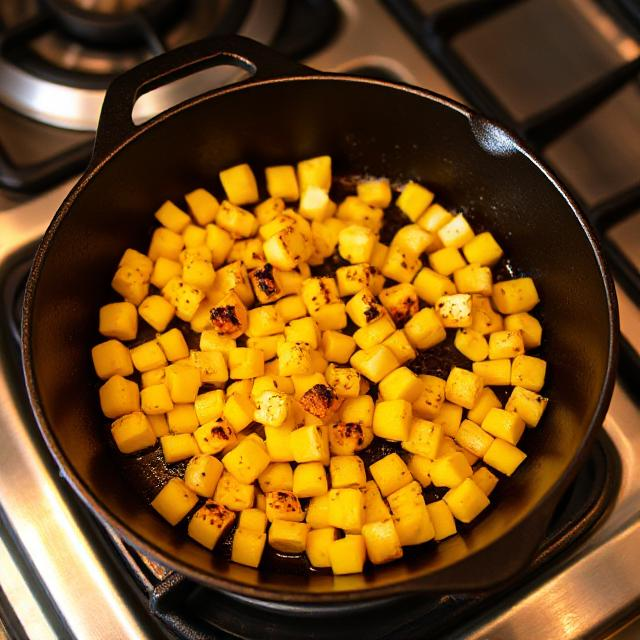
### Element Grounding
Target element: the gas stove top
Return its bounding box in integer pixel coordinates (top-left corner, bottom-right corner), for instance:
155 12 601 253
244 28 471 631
0 1 639 638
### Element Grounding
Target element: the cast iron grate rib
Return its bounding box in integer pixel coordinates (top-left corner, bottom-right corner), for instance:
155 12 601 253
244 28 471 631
384 0 640 386
104 432 619 640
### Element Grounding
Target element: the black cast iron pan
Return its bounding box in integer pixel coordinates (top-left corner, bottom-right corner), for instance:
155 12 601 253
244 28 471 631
22 35 618 603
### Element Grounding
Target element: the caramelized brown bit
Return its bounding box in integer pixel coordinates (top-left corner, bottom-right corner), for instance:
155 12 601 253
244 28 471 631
210 305 240 334
300 384 340 419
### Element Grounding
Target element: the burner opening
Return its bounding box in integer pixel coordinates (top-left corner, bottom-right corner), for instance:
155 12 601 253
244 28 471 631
39 0 185 47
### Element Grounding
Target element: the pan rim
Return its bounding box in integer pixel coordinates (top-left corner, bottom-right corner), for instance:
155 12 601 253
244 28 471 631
21 73 619 602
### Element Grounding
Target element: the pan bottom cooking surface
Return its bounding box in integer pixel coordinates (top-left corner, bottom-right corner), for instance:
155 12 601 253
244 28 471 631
110 431 619 640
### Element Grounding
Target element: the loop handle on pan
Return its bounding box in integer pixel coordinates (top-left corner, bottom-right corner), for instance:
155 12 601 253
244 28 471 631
91 35 316 166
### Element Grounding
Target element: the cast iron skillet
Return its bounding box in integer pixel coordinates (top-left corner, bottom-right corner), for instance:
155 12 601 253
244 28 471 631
22 35 618 603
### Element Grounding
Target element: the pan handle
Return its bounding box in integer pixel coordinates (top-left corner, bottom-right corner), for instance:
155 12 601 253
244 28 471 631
91 35 315 167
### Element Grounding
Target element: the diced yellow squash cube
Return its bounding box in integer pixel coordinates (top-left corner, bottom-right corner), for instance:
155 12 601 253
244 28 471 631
92 339 134 380
297 155 331 192
454 328 489 361
265 490 305 522
370 242 389 270
492 277 540 314
258 462 294 493
208 291 248 339
453 263 492 296
140 383 173 415
329 534 366 575
301 276 340 314
246 305 284 339
148 227 184 262
223 393 256 433
290 425 327 463
379 366 423 403
346 289 384 329
481 408 525 445
111 266 149 306
284 316 319 349
222 437 271 484
188 500 235 549
293 462 328 498
247 263 282 305
238 508 268 533
470 294 504 335
472 466 499 496
468 387 502 424
336 196 383 232
194 418 237 454
437 214 474 249
247 335 285 361
265 165 299 201
455 419 494 457
445 367 484 409
219 163 258 205
428 247 466 277
193 390 225 425
392 223 434 256
130 340 166 373
328 488 366 533
325 365 360 398
412 374 446 419
189 350 227 385
416 203 453 235
275 294 307 323
151 478 198 525
119 247 153 280
387 481 425 517
306 527 338 568
180 245 212 264
488 330 525 360
254 195 286 227
312 302 348 331
232 527 267 567
362 519 403 565
413 267 457 306
505 386 548 427
184 454 224 497
171 424 203 459
254 390 291 428
204 223 234 267
444 478 489 523
199 333 236 360
99 301 138 341
407 453 431 487
166 404 199 434
357 178 392 208
404 307 447 349
182 256 215 290
265 424 295 462
426 500 457 540
361 480 390 523
269 520 309 553
353 314 396 351
99 375 140 418
378 283 419 327
339 395 374 429
396 181 434 221
505 312 542 349
484 438 527 476
226 347 264 380
185 188 219 225
462 231 503 266
216 200 257 238
321 330 356 365
330 455 366 489
432 401 463 437
382 330 416 365
214 471 255 510
161 277 205 322
338 224 376 264
277 341 313 376
369 453 412 497
402 418 443 459
429 452 472 488
381 245 422 283
157 328 190 362
511 355 546 391
328 421 371 455
435 293 472 329
163 363 199 404
155 200 190 233
306 494 331 529
150 256 182 289
373 399 412 442
394 506 435 545
472 359 512 386
263 227 306 271
299 185 334 221
110 411 156 453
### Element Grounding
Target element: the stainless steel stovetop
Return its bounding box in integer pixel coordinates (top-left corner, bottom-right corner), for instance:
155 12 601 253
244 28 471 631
0 1 639 638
